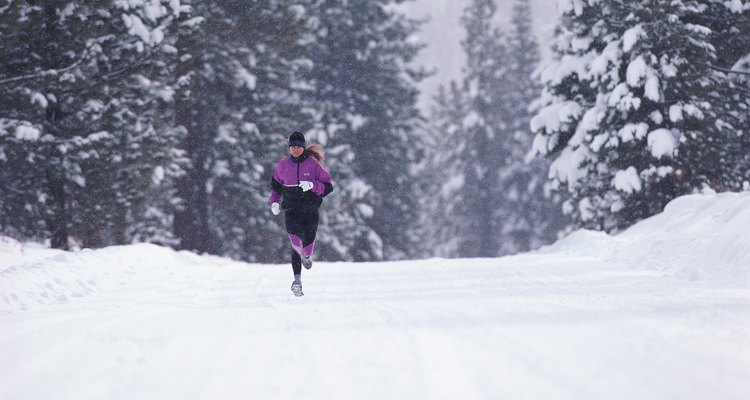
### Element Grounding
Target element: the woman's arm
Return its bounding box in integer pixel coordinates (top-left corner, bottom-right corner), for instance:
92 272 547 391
314 163 333 197
269 161 284 203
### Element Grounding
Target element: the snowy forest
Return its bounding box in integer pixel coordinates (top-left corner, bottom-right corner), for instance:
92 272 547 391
1 0 748 263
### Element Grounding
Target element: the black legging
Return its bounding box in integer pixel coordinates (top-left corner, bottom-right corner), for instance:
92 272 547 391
285 207 319 276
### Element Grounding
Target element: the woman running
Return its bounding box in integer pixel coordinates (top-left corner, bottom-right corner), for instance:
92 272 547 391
269 131 333 296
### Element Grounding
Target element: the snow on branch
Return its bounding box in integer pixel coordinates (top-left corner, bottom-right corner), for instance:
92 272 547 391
709 64 750 77
0 46 93 86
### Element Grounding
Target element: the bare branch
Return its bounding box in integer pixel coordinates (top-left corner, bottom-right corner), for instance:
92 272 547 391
710 64 750 77
0 46 92 86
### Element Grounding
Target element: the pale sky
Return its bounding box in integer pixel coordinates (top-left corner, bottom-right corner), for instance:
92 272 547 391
401 0 558 112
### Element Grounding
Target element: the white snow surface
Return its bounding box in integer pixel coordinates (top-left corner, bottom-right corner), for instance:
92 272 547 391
1 193 749 400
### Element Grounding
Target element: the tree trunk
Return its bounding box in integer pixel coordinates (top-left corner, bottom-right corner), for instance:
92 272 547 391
43 0 69 249
172 30 215 254
46 167 69 249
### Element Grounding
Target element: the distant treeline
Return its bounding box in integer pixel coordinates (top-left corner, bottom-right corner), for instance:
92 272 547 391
1 0 747 261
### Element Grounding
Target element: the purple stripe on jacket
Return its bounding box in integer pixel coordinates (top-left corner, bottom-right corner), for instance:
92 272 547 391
269 156 333 204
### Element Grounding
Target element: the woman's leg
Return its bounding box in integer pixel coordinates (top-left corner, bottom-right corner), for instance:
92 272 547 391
291 250 302 277
301 208 320 258
285 210 305 277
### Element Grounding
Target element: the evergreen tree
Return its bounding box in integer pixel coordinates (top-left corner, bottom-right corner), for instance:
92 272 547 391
171 1 310 258
0 1 186 248
498 0 566 253
697 1 750 190
208 3 316 262
455 0 514 257
416 82 469 258
531 0 749 232
303 0 426 260
160 1 427 262
417 0 563 258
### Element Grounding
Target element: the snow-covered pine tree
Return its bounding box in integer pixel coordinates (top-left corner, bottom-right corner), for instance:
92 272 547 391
531 0 747 232
171 1 311 258
206 3 314 262
695 1 750 190
416 82 469 258
455 0 514 257
497 0 566 254
312 144 381 261
0 1 186 248
261 3 384 262
699 0 750 71
417 0 563 258
303 0 427 260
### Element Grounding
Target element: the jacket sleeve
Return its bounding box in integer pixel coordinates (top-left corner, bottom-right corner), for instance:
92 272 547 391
269 161 284 204
313 162 333 197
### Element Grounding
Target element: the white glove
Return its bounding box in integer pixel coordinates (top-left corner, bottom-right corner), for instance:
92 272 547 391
299 181 314 192
271 202 281 215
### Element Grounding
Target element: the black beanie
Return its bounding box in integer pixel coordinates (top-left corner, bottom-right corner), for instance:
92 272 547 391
288 131 305 147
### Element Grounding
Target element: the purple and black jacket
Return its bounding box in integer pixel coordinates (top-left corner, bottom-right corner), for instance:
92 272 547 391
269 153 333 211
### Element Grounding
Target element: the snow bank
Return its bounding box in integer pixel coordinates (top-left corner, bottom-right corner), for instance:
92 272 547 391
0 236 64 269
618 192 750 281
2 192 748 314
0 242 226 313
541 192 750 282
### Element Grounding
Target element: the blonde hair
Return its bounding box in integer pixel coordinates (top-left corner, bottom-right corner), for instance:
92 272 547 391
305 144 325 162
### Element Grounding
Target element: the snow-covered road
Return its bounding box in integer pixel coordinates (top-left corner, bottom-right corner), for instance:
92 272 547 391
2 193 749 400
